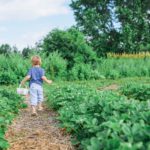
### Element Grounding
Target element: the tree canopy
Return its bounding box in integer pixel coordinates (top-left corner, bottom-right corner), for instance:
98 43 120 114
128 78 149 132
70 0 150 55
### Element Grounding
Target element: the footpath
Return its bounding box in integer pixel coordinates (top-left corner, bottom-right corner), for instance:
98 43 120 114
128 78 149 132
5 98 73 150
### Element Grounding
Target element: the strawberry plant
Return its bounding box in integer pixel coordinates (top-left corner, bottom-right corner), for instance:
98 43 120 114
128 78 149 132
121 83 150 101
0 88 24 150
47 85 150 150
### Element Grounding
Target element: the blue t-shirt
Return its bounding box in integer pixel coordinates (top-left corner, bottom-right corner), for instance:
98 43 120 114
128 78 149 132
27 67 45 86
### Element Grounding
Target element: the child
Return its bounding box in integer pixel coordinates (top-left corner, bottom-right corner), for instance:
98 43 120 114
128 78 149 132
21 55 52 116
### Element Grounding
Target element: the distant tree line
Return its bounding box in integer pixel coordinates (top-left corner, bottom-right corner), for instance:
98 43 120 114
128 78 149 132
0 44 35 57
1 0 150 58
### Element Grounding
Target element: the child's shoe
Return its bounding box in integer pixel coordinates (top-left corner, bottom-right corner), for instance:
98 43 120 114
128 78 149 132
31 106 37 116
38 106 43 111
37 102 43 111
31 111 38 116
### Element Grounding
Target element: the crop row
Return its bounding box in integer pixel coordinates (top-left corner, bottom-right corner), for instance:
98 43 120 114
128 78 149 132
46 84 150 150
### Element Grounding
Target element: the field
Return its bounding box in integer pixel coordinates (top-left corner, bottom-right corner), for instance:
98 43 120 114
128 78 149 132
0 87 25 149
45 78 150 150
0 78 150 149
1 0 150 149
0 56 150 150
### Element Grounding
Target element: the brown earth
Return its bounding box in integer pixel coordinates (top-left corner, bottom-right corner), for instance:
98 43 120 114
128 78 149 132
5 98 74 150
97 84 119 91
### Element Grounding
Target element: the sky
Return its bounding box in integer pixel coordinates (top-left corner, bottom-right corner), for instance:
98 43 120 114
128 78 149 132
0 0 75 50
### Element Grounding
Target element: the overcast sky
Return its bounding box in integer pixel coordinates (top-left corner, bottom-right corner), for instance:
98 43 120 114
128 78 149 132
0 0 75 50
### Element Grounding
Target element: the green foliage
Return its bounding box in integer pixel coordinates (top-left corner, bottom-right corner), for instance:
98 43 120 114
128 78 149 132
70 0 114 56
69 63 105 80
42 52 67 80
98 58 150 79
0 71 17 85
46 84 150 150
22 47 35 58
41 28 97 68
121 83 150 101
0 53 150 85
115 0 150 53
0 88 24 150
0 44 20 56
0 54 29 85
71 0 150 55
0 44 12 56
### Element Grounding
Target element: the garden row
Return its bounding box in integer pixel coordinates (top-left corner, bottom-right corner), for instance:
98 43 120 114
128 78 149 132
0 88 25 149
46 82 150 150
0 54 150 85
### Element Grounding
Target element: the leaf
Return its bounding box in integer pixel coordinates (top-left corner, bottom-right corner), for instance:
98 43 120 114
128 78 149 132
122 125 131 136
92 118 98 125
87 137 101 150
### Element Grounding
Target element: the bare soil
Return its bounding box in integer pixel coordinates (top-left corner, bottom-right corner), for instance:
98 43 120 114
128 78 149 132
97 84 119 91
5 98 74 150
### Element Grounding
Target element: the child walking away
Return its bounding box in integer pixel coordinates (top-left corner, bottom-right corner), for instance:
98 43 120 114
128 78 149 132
21 56 52 116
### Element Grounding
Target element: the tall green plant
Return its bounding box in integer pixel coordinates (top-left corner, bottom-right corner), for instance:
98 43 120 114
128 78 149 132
43 52 67 80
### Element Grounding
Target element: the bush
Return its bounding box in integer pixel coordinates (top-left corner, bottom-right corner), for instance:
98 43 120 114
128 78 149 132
0 71 17 85
69 63 105 80
41 28 98 68
0 54 29 85
43 52 67 80
106 70 120 79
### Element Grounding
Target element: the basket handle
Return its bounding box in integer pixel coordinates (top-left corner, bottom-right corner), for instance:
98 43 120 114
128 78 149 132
19 84 28 88
19 84 21 88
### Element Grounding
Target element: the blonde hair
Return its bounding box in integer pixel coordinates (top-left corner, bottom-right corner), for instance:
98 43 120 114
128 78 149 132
31 55 42 66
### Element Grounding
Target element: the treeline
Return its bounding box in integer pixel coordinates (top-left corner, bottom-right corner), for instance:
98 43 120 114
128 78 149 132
0 44 35 57
1 0 150 57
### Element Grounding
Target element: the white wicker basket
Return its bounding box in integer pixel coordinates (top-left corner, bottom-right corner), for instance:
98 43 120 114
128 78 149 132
17 85 29 95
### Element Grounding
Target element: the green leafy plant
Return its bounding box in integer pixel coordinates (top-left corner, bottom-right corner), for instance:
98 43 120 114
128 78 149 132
43 51 67 80
121 83 150 101
0 88 24 150
46 84 150 150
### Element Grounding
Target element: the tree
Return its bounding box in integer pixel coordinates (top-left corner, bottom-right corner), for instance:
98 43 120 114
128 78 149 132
22 47 34 58
12 46 19 54
41 28 98 68
0 44 12 55
70 0 116 56
115 0 150 53
71 0 150 54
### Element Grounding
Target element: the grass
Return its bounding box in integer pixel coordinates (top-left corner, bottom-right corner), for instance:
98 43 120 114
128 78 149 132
44 77 150 91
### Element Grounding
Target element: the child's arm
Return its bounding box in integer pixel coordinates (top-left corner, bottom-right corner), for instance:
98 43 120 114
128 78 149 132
42 76 52 84
21 75 30 86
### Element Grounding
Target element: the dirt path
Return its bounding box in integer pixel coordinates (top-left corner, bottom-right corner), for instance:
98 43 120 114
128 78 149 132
97 84 119 91
5 99 74 150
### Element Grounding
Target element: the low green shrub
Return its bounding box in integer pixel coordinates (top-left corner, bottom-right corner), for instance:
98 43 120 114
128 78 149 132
69 63 105 80
0 54 150 85
121 83 150 101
